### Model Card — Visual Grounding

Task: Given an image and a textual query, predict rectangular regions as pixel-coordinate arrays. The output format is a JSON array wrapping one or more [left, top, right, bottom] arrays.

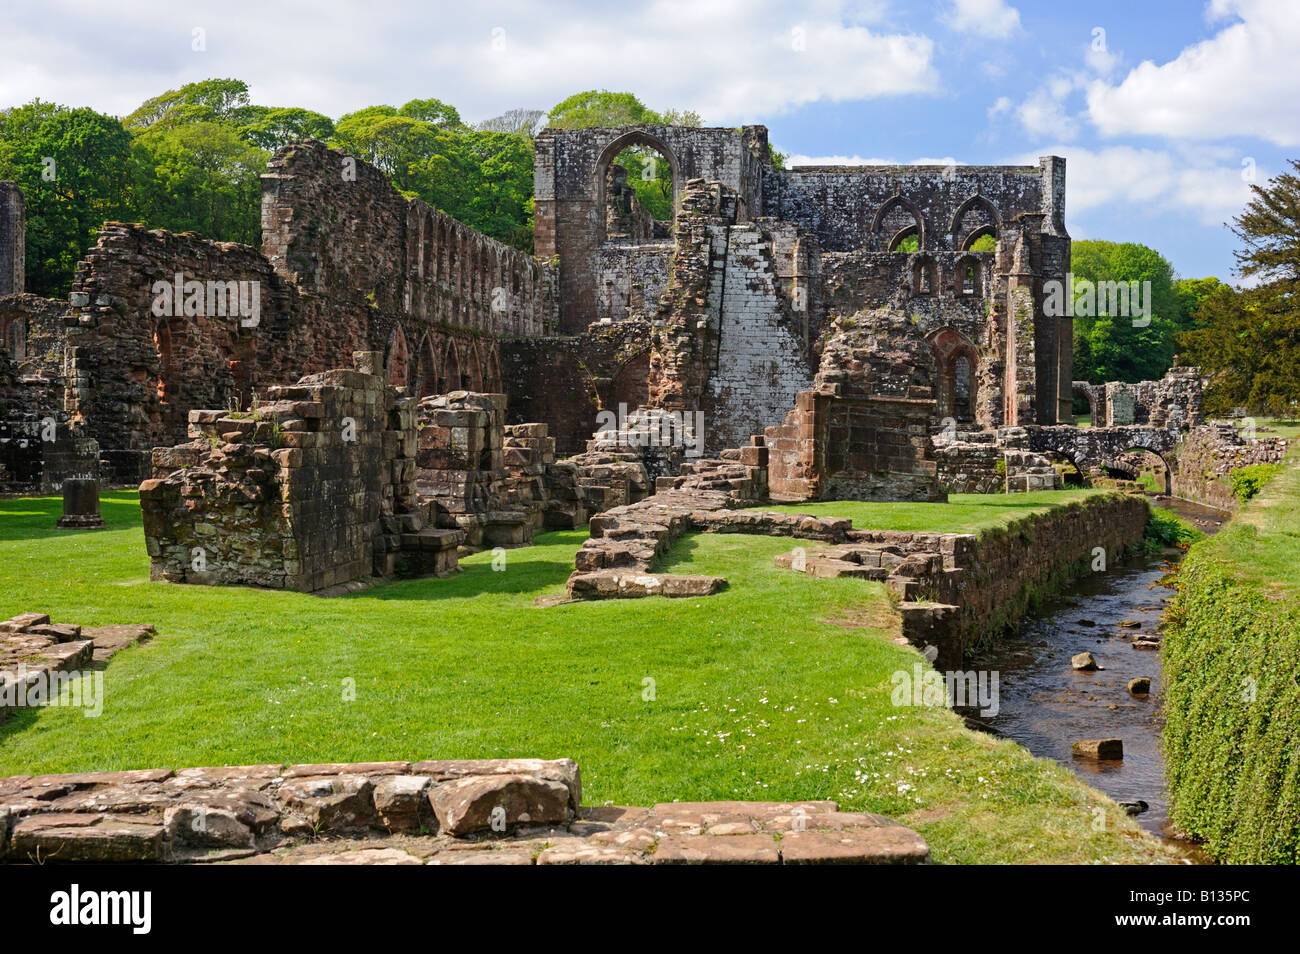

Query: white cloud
[[1016, 79, 1079, 141], [987, 95, 1012, 119], [0, 0, 939, 125], [942, 0, 1022, 40], [1085, 0, 1300, 146], [1016, 144, 1255, 226]]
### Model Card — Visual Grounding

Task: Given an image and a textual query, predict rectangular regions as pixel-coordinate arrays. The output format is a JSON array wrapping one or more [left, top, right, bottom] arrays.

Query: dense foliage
[[0, 83, 701, 293], [1162, 460, 1300, 863], [1229, 462, 1283, 501], [1179, 160, 1300, 417], [1068, 240, 1186, 385]]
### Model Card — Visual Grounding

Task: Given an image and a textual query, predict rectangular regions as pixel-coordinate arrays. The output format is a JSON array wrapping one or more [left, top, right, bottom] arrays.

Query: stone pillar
[[0, 181, 23, 296], [56, 478, 106, 529]]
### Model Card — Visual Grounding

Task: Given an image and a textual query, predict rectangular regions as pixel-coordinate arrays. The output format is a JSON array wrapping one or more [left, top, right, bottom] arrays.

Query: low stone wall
[[776, 493, 1149, 667], [0, 759, 929, 865]]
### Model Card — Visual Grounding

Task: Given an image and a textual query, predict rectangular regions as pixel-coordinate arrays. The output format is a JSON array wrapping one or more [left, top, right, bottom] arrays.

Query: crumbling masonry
[[0, 121, 1250, 592]]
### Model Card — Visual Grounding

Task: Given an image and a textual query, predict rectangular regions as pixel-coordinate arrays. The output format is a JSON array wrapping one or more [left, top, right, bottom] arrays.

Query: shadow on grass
[[0, 493, 141, 542], [0, 704, 41, 745], [653, 534, 702, 572]]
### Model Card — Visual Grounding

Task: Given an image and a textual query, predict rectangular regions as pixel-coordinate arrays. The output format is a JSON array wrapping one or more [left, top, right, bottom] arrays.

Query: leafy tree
[[133, 122, 266, 244], [124, 78, 253, 132], [1173, 276, 1227, 330], [0, 103, 136, 296], [398, 99, 464, 129], [1070, 239, 1181, 383], [546, 90, 656, 129], [237, 106, 336, 151], [1178, 160, 1300, 416]]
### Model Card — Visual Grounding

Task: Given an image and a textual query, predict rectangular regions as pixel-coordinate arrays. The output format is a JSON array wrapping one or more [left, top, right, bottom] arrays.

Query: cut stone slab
[[11, 813, 166, 862], [537, 844, 647, 865], [653, 833, 780, 864], [779, 826, 931, 864], [429, 774, 571, 836]]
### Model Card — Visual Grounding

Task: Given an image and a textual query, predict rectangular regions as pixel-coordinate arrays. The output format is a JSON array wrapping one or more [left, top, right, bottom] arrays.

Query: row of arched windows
[[406, 206, 541, 336], [873, 193, 1002, 253]]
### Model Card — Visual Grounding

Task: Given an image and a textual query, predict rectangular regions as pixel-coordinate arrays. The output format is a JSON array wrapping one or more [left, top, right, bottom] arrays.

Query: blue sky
[[2, 0, 1295, 280]]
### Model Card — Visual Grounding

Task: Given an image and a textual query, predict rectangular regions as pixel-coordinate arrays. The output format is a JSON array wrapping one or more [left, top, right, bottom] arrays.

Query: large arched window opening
[[595, 131, 680, 245], [928, 327, 980, 426]]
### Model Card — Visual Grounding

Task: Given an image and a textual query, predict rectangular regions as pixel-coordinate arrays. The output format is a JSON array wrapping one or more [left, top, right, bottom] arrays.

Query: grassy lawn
[[0, 489, 1183, 863], [1192, 450, 1300, 598], [761, 488, 1108, 535], [1257, 418, 1300, 440]]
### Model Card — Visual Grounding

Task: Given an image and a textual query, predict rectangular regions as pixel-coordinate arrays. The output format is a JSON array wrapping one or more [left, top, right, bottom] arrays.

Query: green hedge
[[1162, 474, 1300, 863]]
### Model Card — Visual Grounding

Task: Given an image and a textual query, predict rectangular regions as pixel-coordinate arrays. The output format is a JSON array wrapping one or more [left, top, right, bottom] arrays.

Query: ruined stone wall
[[20, 141, 556, 485], [261, 139, 555, 388], [62, 224, 295, 482], [765, 391, 944, 502], [499, 336, 599, 457], [534, 124, 769, 333], [1101, 367, 1203, 429], [140, 354, 460, 592], [1170, 421, 1289, 510], [762, 160, 1061, 253], [763, 320, 945, 502], [594, 242, 672, 324], [636, 181, 818, 454], [703, 222, 818, 452], [1, 293, 67, 377]]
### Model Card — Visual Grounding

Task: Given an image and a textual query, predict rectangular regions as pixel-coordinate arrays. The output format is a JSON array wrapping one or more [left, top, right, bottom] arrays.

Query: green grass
[[1257, 418, 1300, 439], [0, 489, 1183, 863], [760, 488, 1108, 536]]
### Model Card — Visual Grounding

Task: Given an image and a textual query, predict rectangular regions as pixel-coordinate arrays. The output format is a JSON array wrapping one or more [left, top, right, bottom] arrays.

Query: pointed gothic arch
[[872, 195, 927, 251]]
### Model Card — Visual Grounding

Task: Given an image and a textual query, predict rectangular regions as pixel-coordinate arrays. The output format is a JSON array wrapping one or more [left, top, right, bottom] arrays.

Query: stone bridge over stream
[[1025, 425, 1181, 492]]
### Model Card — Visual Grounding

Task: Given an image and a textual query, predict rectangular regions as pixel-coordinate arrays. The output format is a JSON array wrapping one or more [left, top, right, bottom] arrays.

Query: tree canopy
[[1178, 160, 1300, 416]]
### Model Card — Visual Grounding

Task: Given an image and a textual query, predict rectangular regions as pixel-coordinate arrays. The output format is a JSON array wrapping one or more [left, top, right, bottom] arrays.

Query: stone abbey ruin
[[0, 124, 1284, 597]]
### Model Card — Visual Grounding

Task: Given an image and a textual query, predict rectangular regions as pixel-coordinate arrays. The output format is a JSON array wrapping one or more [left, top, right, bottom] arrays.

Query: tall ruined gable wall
[[64, 224, 292, 481], [534, 125, 767, 334]]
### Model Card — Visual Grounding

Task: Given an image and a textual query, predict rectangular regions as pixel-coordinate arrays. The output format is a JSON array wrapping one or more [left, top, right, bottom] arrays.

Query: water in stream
[[961, 496, 1226, 848]]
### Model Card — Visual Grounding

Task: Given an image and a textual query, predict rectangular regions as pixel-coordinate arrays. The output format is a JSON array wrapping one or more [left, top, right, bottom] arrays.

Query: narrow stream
[[961, 496, 1227, 853]]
